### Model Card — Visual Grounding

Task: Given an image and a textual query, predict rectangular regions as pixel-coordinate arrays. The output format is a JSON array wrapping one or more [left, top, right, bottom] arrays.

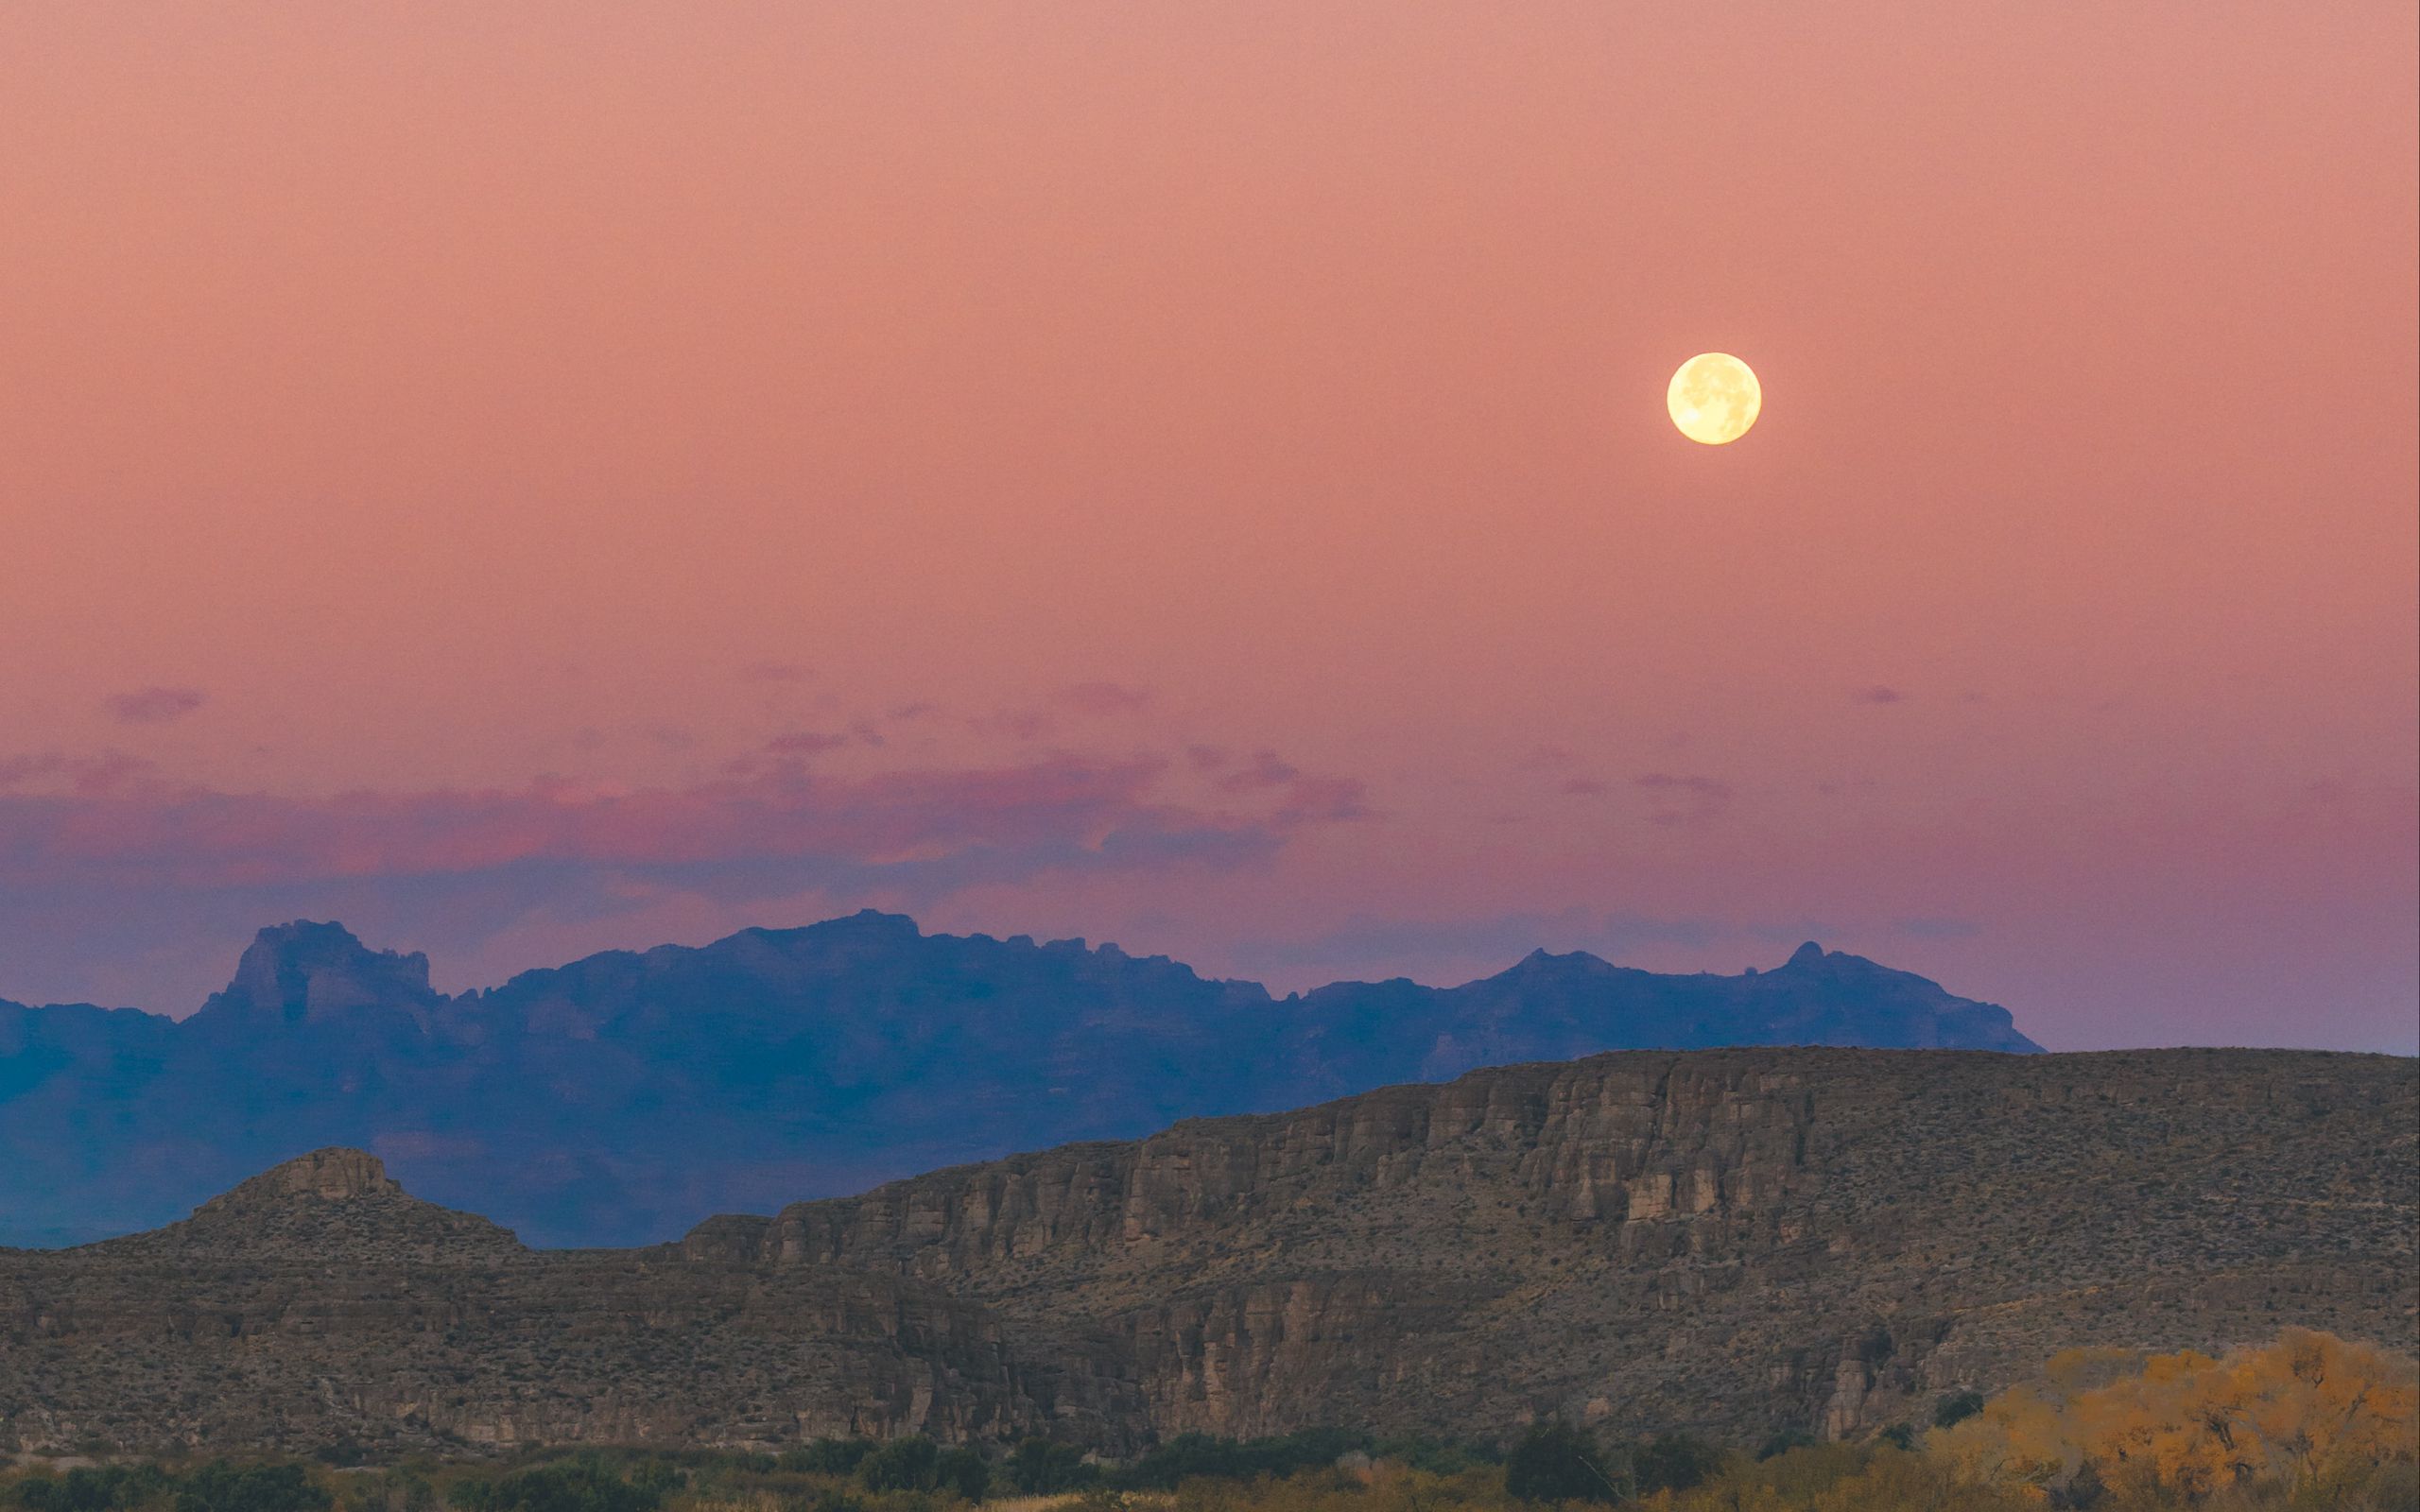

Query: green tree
[[1756, 1429, 1818, 1461], [934, 1449, 989, 1503], [1504, 1421, 1619, 1503], [16, 1467, 175, 1512], [857, 1438, 941, 1494], [1632, 1434, 1724, 1495], [1931, 1389, 1985, 1430], [175, 1466, 332, 1512], [779, 1442, 873, 1478], [448, 1459, 665, 1512], [1007, 1440, 1091, 1495]]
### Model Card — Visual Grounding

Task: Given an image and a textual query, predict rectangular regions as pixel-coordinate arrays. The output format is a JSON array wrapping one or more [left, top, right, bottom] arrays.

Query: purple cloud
[[0, 750, 157, 795], [1893, 917, 1984, 940], [1218, 749, 1298, 792], [737, 662, 812, 683], [1851, 685, 1907, 705], [1056, 681, 1154, 715], [0, 742, 1366, 900], [1634, 772, 1733, 828], [105, 687, 207, 725], [765, 730, 853, 756]]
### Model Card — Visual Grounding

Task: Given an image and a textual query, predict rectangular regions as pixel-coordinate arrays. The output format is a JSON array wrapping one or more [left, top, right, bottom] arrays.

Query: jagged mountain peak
[[201, 919, 440, 1023]]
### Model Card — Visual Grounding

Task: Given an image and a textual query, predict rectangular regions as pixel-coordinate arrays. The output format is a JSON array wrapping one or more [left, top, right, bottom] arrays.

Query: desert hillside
[[1, 1047, 2410, 1456]]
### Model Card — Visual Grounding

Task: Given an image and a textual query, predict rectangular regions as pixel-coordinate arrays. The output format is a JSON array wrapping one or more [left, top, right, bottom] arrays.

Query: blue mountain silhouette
[[0, 911, 2035, 1246]]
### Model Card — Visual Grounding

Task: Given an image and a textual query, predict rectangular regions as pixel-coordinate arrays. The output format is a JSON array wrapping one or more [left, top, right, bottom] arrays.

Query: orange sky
[[3, 2, 2414, 1048]]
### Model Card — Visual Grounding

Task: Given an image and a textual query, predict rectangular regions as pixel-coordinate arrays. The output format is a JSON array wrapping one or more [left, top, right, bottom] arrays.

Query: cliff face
[[731, 1048, 2419, 1441], [2, 1048, 2411, 1456]]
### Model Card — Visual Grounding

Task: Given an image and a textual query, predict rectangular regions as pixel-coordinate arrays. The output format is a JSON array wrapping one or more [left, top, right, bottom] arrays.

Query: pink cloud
[[0, 746, 1364, 896], [969, 708, 1058, 741], [1057, 681, 1154, 715]]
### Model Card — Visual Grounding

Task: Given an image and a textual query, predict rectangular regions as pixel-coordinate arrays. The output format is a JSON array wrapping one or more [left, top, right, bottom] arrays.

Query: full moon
[[1667, 352, 1761, 444]]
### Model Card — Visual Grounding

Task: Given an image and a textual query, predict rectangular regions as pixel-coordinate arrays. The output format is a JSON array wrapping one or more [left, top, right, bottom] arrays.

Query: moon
[[1668, 352, 1761, 444]]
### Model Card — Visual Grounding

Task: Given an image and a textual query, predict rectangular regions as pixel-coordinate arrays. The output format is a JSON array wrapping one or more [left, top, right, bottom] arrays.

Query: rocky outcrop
[[0, 1152, 1144, 1456], [2, 1048, 2411, 1455], [87, 1149, 526, 1264]]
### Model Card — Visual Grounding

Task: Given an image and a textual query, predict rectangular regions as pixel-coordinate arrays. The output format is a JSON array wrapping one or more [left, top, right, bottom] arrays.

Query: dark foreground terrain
[[1, 1047, 2411, 1458]]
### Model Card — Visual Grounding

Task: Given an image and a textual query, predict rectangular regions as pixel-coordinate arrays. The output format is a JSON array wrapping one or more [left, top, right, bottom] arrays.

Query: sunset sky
[[3, 3, 2413, 1051]]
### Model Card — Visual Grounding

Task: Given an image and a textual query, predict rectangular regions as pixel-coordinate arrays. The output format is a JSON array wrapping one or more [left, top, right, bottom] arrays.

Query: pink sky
[[3, 2, 2413, 1049]]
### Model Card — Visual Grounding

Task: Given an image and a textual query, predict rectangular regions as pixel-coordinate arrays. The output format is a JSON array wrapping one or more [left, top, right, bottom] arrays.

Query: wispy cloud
[[1893, 916, 1983, 940], [0, 750, 157, 794], [1056, 681, 1153, 715], [764, 730, 855, 756], [736, 662, 812, 683], [0, 730, 1369, 953], [1634, 772, 1733, 827], [104, 687, 206, 725], [1850, 685, 1907, 705]]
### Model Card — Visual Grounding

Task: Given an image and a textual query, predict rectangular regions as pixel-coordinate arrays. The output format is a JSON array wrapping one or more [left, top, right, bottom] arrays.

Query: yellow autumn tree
[[1930, 1328, 2419, 1503]]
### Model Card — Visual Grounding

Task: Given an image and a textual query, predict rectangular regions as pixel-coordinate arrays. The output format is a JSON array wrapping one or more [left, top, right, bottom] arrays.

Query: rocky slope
[[0, 914, 2035, 1247], [0, 1151, 1142, 1455], [3, 1047, 2410, 1456]]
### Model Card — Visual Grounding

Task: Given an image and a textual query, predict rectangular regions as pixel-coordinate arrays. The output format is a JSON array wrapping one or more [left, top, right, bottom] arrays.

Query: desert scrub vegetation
[[3, 1331, 2409, 1512]]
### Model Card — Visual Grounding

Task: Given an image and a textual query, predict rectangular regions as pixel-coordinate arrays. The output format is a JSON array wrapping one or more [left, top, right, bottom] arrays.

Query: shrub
[[934, 1449, 988, 1503], [1931, 1328, 2420, 1504], [1755, 1430, 1817, 1462], [1372, 1434, 1496, 1475], [1006, 1439, 1092, 1495], [448, 1459, 665, 1512], [15, 1467, 175, 1512], [1503, 1421, 1617, 1503], [340, 1470, 435, 1512], [1930, 1390, 1984, 1430], [856, 1438, 939, 1495], [1114, 1431, 1362, 1491], [778, 1442, 873, 1478], [175, 1466, 331, 1512], [1632, 1434, 1725, 1495]]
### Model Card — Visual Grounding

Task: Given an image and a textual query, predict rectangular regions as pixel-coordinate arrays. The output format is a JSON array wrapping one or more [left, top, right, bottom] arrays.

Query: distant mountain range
[[0, 911, 2038, 1246]]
